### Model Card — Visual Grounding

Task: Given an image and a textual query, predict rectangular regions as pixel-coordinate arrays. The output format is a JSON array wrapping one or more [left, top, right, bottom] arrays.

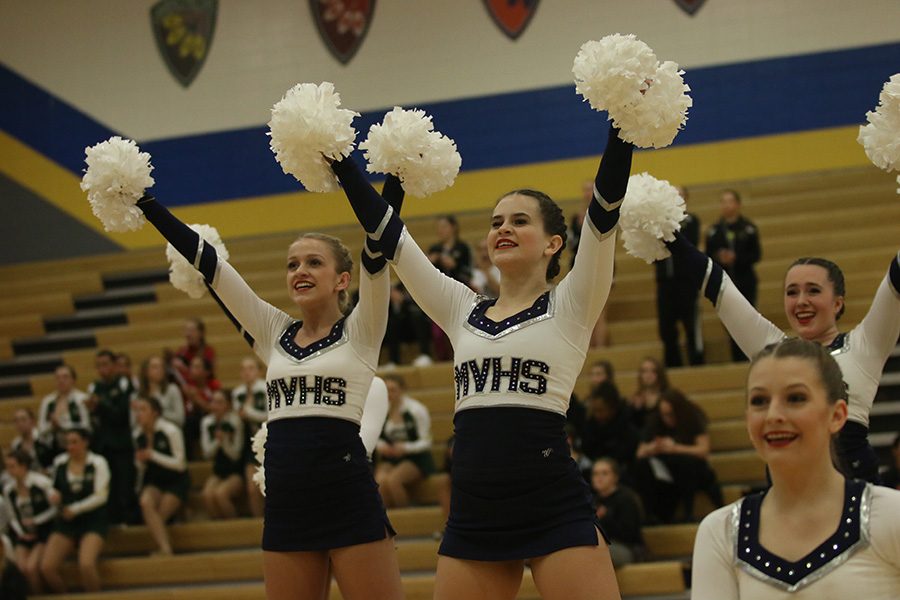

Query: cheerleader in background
[[134, 396, 189, 555], [139, 355, 186, 427], [331, 121, 632, 600], [2, 449, 56, 593], [200, 390, 245, 520], [234, 356, 267, 518], [692, 338, 900, 598], [37, 365, 90, 460], [40, 429, 110, 593], [666, 235, 900, 482], [134, 175, 406, 599]]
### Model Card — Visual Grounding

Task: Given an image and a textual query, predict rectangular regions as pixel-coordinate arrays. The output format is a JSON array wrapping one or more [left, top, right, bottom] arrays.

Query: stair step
[[12, 330, 97, 356], [44, 307, 128, 333], [74, 286, 157, 311], [0, 375, 33, 398], [102, 269, 170, 290], [0, 353, 63, 378]]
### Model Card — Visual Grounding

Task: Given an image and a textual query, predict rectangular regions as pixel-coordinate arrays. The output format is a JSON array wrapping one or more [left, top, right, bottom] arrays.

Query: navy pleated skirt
[[262, 417, 395, 552], [439, 407, 603, 561]]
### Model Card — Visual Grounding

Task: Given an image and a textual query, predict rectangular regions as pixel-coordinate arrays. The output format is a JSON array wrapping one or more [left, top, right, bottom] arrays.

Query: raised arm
[[557, 125, 633, 325], [138, 197, 287, 361], [666, 232, 784, 358], [331, 158, 475, 331], [852, 251, 900, 371]]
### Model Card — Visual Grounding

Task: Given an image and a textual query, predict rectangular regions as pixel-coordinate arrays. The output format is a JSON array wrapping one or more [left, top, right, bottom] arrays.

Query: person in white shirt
[[691, 338, 900, 599], [37, 365, 90, 458], [138, 355, 185, 427]]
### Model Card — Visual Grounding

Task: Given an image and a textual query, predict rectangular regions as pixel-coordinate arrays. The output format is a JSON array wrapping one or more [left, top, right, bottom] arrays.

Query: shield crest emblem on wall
[[310, 0, 376, 64], [483, 0, 539, 40], [151, 0, 217, 87], [673, 0, 706, 16]]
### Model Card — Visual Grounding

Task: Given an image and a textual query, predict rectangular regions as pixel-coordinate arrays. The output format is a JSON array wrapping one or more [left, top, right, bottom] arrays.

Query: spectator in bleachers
[[567, 360, 618, 439], [382, 282, 434, 369], [591, 457, 645, 568], [182, 355, 220, 459], [705, 188, 761, 362], [566, 425, 593, 482], [634, 389, 722, 524], [2, 449, 56, 593], [656, 186, 704, 368], [40, 428, 110, 593], [139, 355, 185, 427], [581, 382, 640, 477], [200, 390, 245, 519], [428, 215, 472, 360], [134, 396, 189, 556], [471, 239, 501, 297], [37, 365, 90, 461], [233, 356, 267, 518], [85, 349, 137, 525], [0, 536, 28, 600], [590, 359, 616, 388], [171, 318, 216, 384], [628, 357, 669, 430], [375, 375, 435, 508], [10, 409, 54, 471], [882, 433, 900, 490], [116, 353, 140, 393]]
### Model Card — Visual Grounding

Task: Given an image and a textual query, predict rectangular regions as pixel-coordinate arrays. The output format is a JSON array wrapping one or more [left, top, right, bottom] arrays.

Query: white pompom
[[251, 422, 267, 465], [268, 82, 359, 192], [80, 137, 154, 232], [619, 173, 686, 264], [165, 224, 229, 299], [573, 34, 692, 148], [858, 74, 900, 172], [253, 466, 266, 496], [360, 107, 462, 197]]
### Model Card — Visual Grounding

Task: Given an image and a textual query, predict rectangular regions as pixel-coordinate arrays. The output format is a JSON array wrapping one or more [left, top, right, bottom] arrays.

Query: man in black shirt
[[705, 189, 761, 361]]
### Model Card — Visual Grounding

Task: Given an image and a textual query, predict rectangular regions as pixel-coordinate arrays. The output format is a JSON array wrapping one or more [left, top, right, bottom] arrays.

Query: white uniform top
[[200, 412, 245, 463], [132, 418, 188, 475], [233, 379, 268, 424], [390, 216, 615, 416], [209, 256, 389, 425], [38, 389, 90, 436], [380, 395, 433, 454], [713, 272, 900, 427], [692, 483, 900, 599], [2, 472, 56, 538], [51, 452, 110, 516]]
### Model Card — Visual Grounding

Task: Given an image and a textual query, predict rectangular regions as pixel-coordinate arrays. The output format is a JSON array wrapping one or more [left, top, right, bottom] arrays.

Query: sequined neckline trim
[[463, 290, 553, 339], [278, 319, 348, 362], [732, 479, 870, 592], [827, 332, 849, 356]]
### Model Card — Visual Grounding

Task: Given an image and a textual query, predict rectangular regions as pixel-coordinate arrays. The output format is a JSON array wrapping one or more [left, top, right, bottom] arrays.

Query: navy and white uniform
[[50, 452, 110, 539], [138, 187, 401, 552], [692, 480, 900, 599], [3, 473, 56, 547], [332, 124, 631, 559], [379, 395, 435, 476], [134, 418, 190, 501], [673, 239, 900, 482]]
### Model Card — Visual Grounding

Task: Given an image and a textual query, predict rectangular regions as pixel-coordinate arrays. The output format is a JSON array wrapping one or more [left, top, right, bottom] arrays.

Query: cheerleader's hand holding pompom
[[80, 136, 154, 232], [268, 82, 359, 193], [858, 74, 900, 175], [619, 173, 686, 263], [360, 107, 461, 197], [166, 224, 229, 299], [574, 33, 692, 148]]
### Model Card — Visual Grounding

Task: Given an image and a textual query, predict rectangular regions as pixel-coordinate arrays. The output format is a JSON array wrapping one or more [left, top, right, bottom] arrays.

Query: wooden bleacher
[[0, 164, 896, 599]]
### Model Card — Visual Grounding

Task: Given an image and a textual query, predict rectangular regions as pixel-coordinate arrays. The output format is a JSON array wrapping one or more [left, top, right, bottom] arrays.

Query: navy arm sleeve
[[586, 126, 634, 236]]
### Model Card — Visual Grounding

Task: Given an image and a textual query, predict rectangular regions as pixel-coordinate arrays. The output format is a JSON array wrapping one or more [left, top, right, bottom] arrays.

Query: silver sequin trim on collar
[[463, 289, 556, 340]]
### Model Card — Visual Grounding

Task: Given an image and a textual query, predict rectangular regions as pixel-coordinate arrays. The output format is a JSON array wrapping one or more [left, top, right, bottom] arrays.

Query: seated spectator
[[383, 282, 434, 369], [568, 360, 618, 438], [471, 238, 500, 297], [591, 458, 645, 568], [200, 391, 245, 519], [0, 537, 28, 600], [375, 375, 435, 508], [581, 382, 640, 477], [628, 357, 669, 430], [85, 349, 137, 525], [38, 365, 90, 461], [40, 429, 110, 593], [2, 450, 56, 593], [589, 360, 616, 388], [566, 425, 593, 482], [233, 357, 267, 518], [116, 353, 140, 392], [171, 318, 216, 385], [428, 215, 472, 360], [133, 397, 189, 556], [882, 433, 900, 490], [634, 389, 723, 523], [139, 355, 185, 427], [10, 409, 54, 471], [182, 356, 220, 459]]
